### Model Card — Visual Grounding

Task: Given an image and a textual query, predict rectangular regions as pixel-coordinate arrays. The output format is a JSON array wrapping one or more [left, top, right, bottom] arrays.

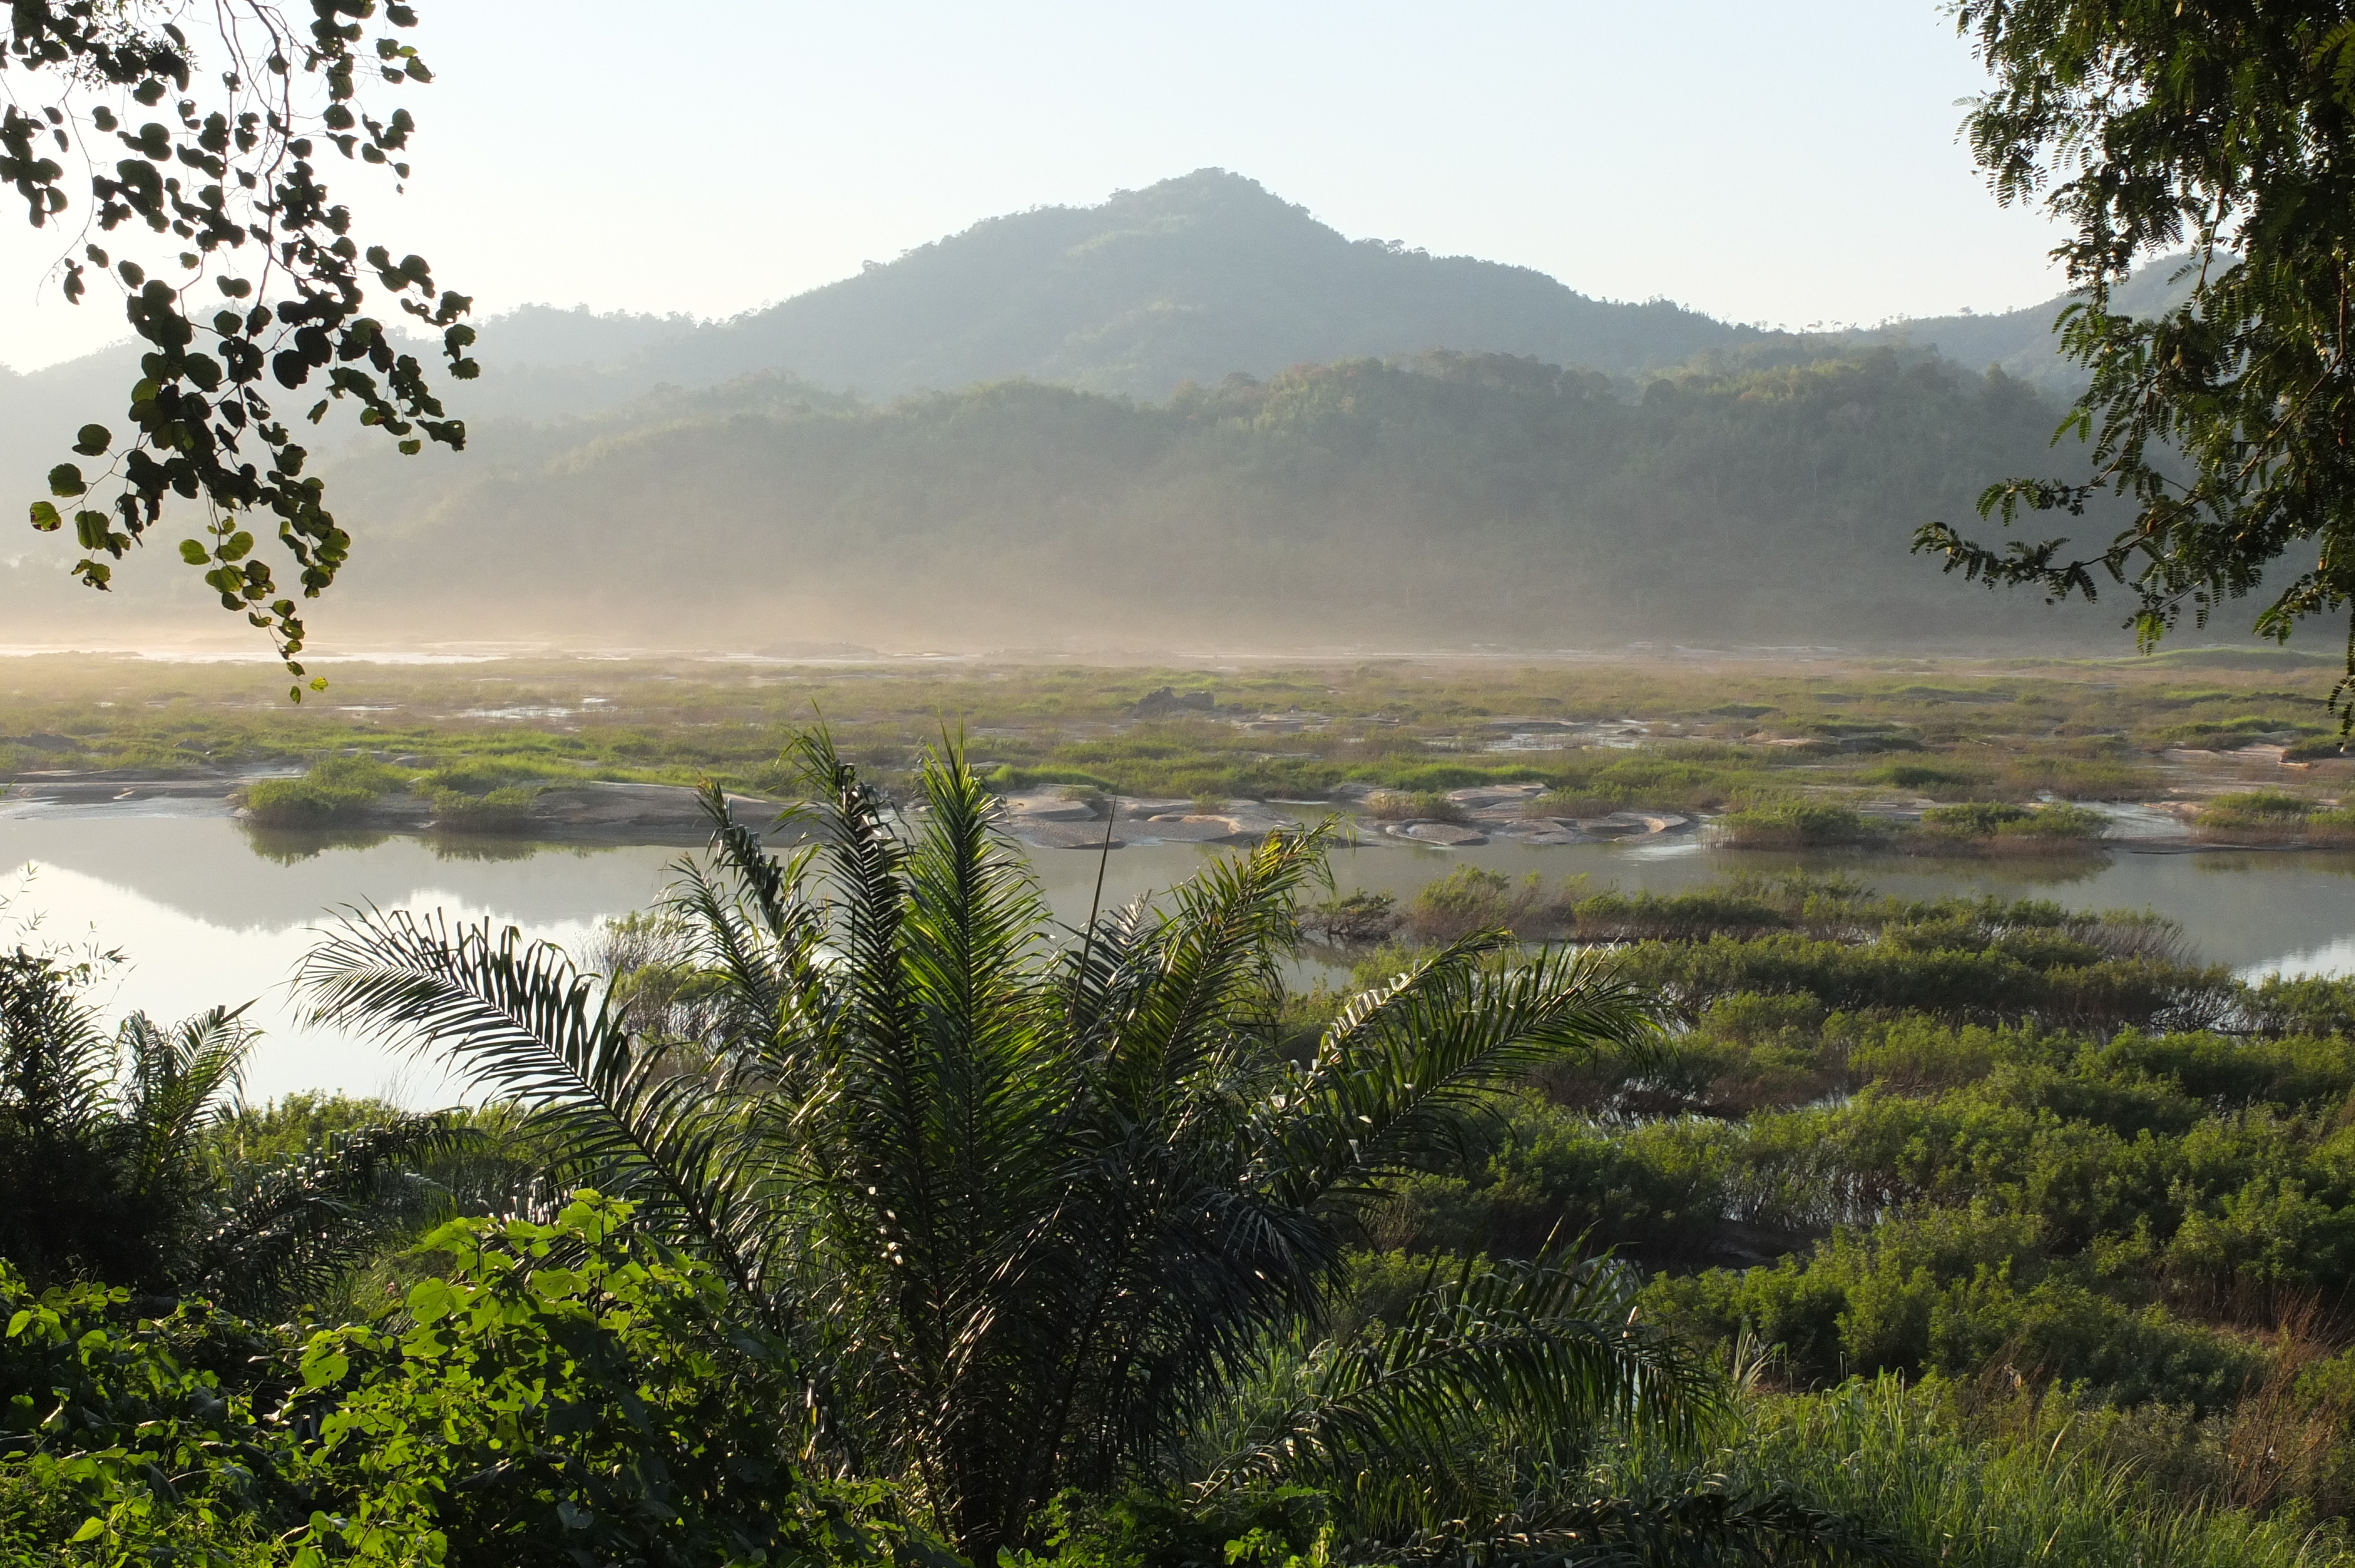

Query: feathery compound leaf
[[282, 734, 1734, 1559]]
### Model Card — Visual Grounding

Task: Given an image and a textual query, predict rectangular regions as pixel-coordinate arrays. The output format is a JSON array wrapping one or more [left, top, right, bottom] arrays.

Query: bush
[[1716, 801, 1875, 847], [1865, 760, 1995, 797], [1918, 801, 2108, 846], [0, 1195, 918, 1568], [1687, 1375, 2355, 1568], [1361, 789, 1465, 822], [2197, 790, 2322, 838], [1404, 866, 1556, 941], [243, 755, 410, 826], [422, 783, 539, 833]]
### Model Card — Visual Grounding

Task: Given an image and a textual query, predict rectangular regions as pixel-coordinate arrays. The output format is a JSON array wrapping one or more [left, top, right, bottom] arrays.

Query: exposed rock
[[1007, 817, 1123, 850], [1132, 686, 1216, 717], [524, 783, 787, 840], [1391, 821, 1488, 846], [1000, 790, 1099, 822], [1136, 815, 1251, 843], [1573, 811, 1689, 837], [1113, 796, 1197, 818]]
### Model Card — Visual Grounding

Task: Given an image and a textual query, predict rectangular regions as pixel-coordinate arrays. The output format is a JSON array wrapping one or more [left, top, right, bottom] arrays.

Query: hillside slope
[[438, 169, 1782, 416], [254, 349, 2140, 653], [0, 168, 2166, 490]]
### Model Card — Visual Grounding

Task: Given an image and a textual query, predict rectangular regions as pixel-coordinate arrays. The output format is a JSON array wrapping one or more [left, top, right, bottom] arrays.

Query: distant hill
[[0, 173, 2221, 655], [208, 348, 2144, 653], [0, 169, 2175, 478], [428, 169, 1785, 417]]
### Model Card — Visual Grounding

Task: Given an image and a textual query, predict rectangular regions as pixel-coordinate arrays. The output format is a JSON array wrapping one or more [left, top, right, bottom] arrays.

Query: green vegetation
[[25, 730, 2355, 1561], [1923, 3, 2355, 686], [1, 4, 472, 680], [10, 645, 2335, 841], [0, 947, 463, 1315], [311, 346, 2157, 651], [2197, 791, 2355, 845], [1717, 800, 1873, 847], [243, 755, 412, 827], [0, 1201, 904, 1567], [291, 740, 1752, 1561], [1919, 800, 2109, 845]]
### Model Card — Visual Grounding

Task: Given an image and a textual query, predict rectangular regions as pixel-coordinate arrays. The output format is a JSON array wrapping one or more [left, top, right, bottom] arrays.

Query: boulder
[[1392, 822, 1488, 846]]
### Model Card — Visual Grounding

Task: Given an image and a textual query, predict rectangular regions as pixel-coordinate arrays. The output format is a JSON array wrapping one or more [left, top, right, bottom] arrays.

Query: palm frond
[[1077, 826, 1328, 1099], [1195, 1251, 1717, 1517], [1274, 943, 1664, 1210], [0, 948, 112, 1135], [294, 906, 792, 1324], [117, 1004, 254, 1200], [187, 1112, 475, 1315]]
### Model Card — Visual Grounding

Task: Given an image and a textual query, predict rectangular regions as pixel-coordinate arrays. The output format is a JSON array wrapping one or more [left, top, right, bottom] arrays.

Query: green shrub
[[2197, 790, 2320, 836], [1919, 801, 2108, 843], [1920, 801, 2036, 835], [243, 755, 411, 826], [1680, 1375, 2355, 1568], [1865, 760, 1994, 797], [1565, 887, 1792, 941], [414, 758, 555, 795], [1716, 801, 1874, 847], [987, 764, 1117, 792], [0, 1196, 918, 1568], [1362, 789, 1465, 822], [422, 783, 539, 833], [1403, 866, 1555, 941]]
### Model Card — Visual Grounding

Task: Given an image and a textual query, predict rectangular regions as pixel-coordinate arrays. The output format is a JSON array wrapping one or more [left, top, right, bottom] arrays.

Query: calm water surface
[[4, 807, 2352, 1104]]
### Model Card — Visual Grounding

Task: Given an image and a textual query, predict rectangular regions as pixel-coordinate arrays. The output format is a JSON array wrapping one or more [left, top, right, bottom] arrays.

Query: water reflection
[[0, 810, 2350, 1105]]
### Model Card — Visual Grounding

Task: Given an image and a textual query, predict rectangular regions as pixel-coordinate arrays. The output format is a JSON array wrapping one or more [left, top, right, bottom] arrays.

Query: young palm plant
[[297, 734, 1741, 1559], [0, 947, 465, 1313]]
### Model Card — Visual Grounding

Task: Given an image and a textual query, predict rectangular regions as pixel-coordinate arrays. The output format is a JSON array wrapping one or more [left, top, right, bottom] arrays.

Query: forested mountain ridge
[[383, 168, 1785, 417], [243, 347, 2135, 651], [0, 167, 2128, 441], [0, 171, 2195, 652]]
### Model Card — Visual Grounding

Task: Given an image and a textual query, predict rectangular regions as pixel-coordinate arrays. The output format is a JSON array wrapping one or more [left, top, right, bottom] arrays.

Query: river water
[[2, 806, 2351, 1104]]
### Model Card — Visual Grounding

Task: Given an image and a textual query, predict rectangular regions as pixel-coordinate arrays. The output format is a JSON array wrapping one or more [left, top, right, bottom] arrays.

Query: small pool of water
[[1, 810, 2350, 1104]]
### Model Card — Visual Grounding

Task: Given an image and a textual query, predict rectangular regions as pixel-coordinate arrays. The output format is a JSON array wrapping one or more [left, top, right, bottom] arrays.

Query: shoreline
[[8, 772, 2349, 859]]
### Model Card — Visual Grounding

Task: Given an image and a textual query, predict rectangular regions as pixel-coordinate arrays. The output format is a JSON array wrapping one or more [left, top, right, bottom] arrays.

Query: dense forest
[[259, 347, 2138, 651], [0, 170, 2202, 655], [15, 739, 2355, 1565]]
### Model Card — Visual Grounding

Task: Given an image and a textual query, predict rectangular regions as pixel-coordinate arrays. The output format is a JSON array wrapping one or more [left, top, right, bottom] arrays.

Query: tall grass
[[1610, 1376, 2355, 1568]]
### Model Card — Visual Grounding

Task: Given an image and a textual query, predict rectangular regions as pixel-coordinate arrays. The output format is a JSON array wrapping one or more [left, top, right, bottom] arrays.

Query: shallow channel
[[1, 805, 2351, 1104]]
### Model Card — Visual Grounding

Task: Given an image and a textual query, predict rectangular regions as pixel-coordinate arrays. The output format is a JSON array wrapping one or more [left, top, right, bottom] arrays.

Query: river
[[2, 805, 2351, 1104]]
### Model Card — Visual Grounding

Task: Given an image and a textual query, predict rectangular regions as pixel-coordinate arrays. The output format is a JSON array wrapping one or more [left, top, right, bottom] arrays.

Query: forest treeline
[[280, 347, 2144, 650]]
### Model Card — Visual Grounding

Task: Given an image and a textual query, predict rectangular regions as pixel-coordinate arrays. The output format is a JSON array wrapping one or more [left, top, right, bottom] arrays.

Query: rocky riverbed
[[994, 782, 1696, 851]]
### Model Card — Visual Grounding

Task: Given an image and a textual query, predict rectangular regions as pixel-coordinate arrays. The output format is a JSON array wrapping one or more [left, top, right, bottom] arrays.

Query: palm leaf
[[294, 906, 792, 1325], [1273, 942, 1664, 1211], [187, 1113, 473, 1315], [117, 1004, 255, 1202], [1196, 1250, 1717, 1516]]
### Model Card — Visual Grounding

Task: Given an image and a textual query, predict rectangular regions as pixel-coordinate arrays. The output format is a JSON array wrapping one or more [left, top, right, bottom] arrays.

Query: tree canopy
[[1916, 2, 2355, 705], [2, 1, 472, 695]]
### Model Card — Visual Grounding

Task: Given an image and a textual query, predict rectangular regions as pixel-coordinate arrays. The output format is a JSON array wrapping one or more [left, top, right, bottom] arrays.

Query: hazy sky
[[0, 1, 2067, 372]]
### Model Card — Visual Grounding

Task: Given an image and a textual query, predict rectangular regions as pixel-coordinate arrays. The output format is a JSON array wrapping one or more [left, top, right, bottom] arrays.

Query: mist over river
[[3, 807, 2353, 1104]]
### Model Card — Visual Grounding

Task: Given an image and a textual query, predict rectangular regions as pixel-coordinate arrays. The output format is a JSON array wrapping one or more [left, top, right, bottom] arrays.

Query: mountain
[[1862, 260, 2198, 395], [220, 348, 2141, 653], [433, 169, 1784, 418], [0, 170, 2170, 472], [0, 172, 2217, 655]]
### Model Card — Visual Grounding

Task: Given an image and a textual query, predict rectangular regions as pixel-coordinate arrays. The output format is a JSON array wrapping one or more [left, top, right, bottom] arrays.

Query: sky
[[0, 1, 2069, 373]]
